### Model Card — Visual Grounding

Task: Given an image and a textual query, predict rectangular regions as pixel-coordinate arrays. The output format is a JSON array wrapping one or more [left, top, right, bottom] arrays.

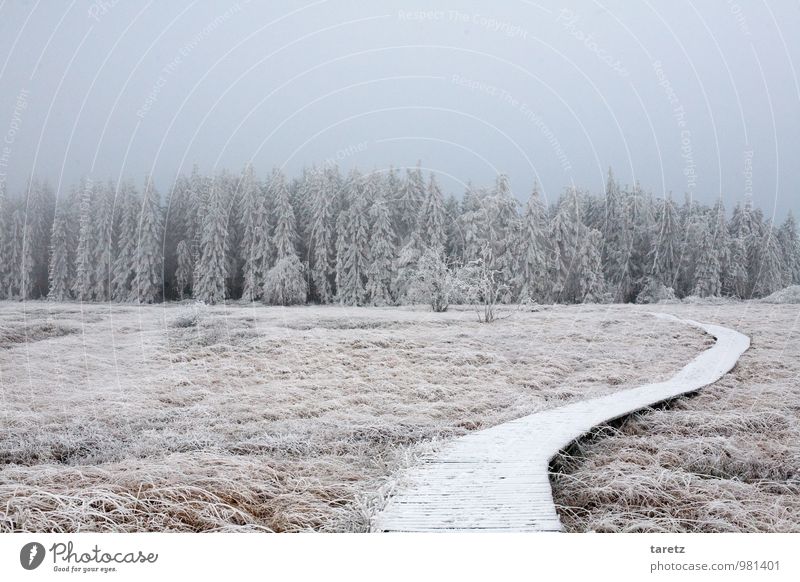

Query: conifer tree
[[48, 202, 72, 301], [239, 164, 270, 301], [0, 184, 12, 298], [270, 169, 298, 261], [650, 194, 680, 289], [112, 182, 140, 301], [308, 166, 336, 303], [692, 226, 722, 297], [517, 183, 549, 302], [73, 180, 95, 301], [336, 171, 369, 305], [753, 226, 784, 297], [418, 173, 446, 250], [396, 163, 425, 242], [131, 177, 163, 304], [778, 211, 800, 285], [174, 239, 193, 300], [366, 184, 396, 305], [194, 177, 229, 304], [92, 182, 115, 301], [602, 169, 633, 302]]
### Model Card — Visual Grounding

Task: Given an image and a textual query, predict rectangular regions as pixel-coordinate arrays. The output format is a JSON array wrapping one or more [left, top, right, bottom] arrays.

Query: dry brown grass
[[551, 303, 800, 532], [0, 301, 705, 532]]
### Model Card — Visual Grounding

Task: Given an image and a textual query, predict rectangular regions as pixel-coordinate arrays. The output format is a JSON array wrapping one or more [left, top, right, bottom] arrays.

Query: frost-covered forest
[[1, 164, 798, 306]]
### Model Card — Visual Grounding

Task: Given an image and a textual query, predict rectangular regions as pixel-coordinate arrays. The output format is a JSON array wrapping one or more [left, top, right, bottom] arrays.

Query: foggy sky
[[0, 0, 798, 218]]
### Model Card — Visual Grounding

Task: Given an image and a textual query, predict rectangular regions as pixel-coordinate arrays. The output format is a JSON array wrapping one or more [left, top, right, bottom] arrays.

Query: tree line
[[0, 164, 798, 306]]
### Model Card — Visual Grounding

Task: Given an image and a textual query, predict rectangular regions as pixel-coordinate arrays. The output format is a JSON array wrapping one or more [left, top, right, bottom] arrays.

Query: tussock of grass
[[0, 322, 78, 348]]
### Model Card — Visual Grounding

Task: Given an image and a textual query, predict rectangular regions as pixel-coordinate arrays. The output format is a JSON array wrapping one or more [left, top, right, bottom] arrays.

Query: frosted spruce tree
[[418, 173, 446, 251], [131, 177, 163, 304], [487, 174, 521, 298], [21, 179, 53, 299], [194, 177, 229, 304], [459, 184, 489, 264], [753, 226, 784, 298], [47, 202, 72, 301], [517, 183, 549, 303], [72, 180, 95, 301], [396, 163, 426, 242], [577, 228, 606, 302], [93, 182, 115, 301], [650, 194, 680, 289], [239, 164, 270, 301], [308, 166, 336, 303], [0, 184, 13, 297], [778, 211, 800, 286], [112, 182, 140, 301], [263, 168, 307, 305], [336, 170, 369, 305], [602, 169, 634, 302], [174, 239, 193, 300], [692, 226, 722, 297], [365, 183, 396, 306], [550, 187, 584, 303]]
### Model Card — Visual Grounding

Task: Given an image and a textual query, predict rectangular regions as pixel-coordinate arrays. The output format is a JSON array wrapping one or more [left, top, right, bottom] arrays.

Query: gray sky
[[0, 0, 798, 217]]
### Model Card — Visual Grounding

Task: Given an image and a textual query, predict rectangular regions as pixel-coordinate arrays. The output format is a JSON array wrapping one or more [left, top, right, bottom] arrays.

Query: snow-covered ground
[[552, 303, 800, 532], [0, 301, 708, 532]]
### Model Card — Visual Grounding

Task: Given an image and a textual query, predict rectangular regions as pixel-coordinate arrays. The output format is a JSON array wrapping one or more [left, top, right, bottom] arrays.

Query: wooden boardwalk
[[373, 315, 750, 532]]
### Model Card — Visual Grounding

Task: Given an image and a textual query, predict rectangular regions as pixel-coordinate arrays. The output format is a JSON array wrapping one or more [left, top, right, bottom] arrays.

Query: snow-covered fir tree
[[650, 193, 680, 289], [602, 169, 633, 302], [239, 164, 270, 301], [47, 201, 72, 302], [396, 163, 425, 242], [194, 176, 229, 304], [365, 183, 396, 306], [112, 182, 140, 301], [418, 173, 446, 251], [336, 170, 370, 305], [131, 177, 163, 304], [753, 225, 785, 298], [92, 182, 115, 301], [174, 239, 193, 300], [264, 168, 307, 305], [692, 226, 722, 297], [72, 180, 95, 301], [516, 183, 549, 302], [307, 166, 336, 303], [778, 211, 800, 286]]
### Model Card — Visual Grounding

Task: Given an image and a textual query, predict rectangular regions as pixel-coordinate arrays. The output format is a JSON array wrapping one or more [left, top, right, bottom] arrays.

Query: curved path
[[372, 315, 750, 532]]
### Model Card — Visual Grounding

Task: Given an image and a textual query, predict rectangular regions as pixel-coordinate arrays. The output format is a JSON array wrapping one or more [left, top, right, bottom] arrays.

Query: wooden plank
[[372, 315, 750, 532]]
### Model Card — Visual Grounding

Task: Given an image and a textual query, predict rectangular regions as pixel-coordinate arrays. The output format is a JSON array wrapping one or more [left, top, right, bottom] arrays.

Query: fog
[[0, 0, 798, 216]]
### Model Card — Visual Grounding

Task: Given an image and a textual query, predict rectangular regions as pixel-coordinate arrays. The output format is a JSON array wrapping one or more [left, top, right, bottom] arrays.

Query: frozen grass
[[551, 303, 800, 532], [0, 301, 705, 532]]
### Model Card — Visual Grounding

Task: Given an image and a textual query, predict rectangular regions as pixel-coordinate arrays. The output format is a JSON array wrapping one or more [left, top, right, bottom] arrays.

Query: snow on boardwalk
[[373, 315, 750, 532]]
